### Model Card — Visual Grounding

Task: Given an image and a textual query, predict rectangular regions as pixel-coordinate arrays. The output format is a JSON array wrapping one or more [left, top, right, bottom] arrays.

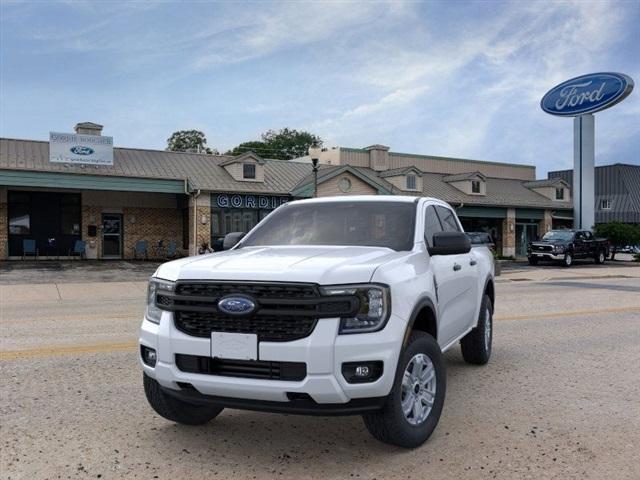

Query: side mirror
[[223, 232, 246, 250], [428, 231, 471, 256]]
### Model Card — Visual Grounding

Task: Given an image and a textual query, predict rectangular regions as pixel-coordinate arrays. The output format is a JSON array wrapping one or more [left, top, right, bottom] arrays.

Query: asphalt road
[[1, 265, 639, 479]]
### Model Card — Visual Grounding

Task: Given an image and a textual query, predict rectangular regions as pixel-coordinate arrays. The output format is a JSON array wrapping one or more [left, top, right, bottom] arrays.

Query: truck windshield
[[542, 231, 574, 241], [241, 201, 416, 251]]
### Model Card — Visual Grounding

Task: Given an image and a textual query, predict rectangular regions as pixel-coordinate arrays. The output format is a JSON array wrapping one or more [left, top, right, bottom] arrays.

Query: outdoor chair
[[166, 240, 179, 259], [133, 240, 149, 260], [152, 239, 165, 258], [68, 240, 86, 260], [22, 239, 38, 261]]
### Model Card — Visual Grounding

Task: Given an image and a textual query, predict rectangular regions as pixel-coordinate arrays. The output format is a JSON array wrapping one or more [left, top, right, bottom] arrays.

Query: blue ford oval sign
[[70, 145, 95, 155], [217, 296, 256, 315], [541, 72, 633, 116]]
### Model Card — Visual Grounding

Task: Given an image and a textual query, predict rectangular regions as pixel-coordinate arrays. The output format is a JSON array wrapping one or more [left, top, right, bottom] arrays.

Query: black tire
[[362, 332, 446, 448], [562, 253, 573, 267], [460, 294, 493, 365], [143, 374, 223, 425], [528, 256, 538, 265], [594, 250, 606, 264]]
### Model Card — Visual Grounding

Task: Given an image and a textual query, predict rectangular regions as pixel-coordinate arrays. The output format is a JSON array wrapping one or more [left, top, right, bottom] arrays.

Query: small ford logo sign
[[217, 296, 256, 315], [70, 146, 95, 155], [541, 72, 634, 116]]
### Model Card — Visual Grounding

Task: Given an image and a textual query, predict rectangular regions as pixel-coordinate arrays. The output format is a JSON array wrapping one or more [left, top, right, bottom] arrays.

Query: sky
[[1, 0, 638, 177]]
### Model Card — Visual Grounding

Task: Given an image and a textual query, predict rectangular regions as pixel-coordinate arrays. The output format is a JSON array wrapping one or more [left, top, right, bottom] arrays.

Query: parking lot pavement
[[1, 265, 640, 479]]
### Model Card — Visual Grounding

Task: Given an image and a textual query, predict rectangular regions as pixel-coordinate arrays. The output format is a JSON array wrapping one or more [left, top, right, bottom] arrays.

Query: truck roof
[[287, 195, 447, 206]]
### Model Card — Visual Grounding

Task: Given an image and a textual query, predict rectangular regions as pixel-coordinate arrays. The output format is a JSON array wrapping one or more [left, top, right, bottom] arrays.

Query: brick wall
[[123, 206, 183, 259], [501, 208, 516, 257], [0, 199, 7, 260]]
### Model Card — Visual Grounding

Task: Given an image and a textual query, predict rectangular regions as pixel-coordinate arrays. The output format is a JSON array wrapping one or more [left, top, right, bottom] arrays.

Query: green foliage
[[225, 141, 270, 157], [594, 222, 640, 260], [226, 128, 322, 160], [167, 130, 217, 154]]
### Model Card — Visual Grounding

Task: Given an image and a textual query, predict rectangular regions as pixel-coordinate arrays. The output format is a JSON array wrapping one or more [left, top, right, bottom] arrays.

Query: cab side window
[[435, 206, 461, 232], [424, 205, 443, 247]]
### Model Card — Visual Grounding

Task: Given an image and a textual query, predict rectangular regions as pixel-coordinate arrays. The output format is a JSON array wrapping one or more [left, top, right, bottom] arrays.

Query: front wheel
[[143, 374, 223, 425], [595, 250, 606, 264], [362, 332, 446, 448], [528, 256, 538, 265], [562, 253, 573, 267]]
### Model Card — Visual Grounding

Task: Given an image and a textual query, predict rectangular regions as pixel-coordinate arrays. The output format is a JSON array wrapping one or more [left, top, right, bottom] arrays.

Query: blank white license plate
[[211, 332, 257, 361]]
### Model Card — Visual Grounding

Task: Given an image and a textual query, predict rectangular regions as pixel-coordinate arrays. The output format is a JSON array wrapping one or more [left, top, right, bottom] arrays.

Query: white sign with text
[[49, 132, 114, 165]]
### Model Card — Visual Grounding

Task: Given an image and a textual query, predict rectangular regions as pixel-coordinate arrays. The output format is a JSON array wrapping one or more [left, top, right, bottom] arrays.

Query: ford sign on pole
[[49, 132, 114, 166], [541, 72, 634, 230], [541, 72, 634, 116]]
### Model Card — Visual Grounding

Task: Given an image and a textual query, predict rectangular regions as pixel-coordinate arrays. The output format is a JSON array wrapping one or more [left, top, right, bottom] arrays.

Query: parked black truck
[[527, 230, 609, 267]]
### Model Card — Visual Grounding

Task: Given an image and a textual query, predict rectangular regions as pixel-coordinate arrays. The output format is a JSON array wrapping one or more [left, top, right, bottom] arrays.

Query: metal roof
[[0, 136, 573, 210], [0, 137, 310, 194], [549, 164, 640, 222]]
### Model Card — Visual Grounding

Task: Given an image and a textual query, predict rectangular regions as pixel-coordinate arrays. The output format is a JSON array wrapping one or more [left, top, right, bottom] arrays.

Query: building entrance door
[[516, 223, 538, 257], [102, 214, 123, 259]]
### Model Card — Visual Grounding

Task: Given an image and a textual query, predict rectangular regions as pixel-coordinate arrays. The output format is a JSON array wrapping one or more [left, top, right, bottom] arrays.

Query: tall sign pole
[[541, 72, 633, 230], [573, 114, 595, 229]]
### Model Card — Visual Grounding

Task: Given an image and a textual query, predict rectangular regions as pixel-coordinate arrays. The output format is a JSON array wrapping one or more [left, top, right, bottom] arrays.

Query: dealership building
[[1, 123, 576, 261]]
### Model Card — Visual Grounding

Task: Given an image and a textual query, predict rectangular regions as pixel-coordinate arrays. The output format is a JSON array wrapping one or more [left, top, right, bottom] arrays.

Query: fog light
[[141, 346, 157, 367], [342, 361, 383, 384]]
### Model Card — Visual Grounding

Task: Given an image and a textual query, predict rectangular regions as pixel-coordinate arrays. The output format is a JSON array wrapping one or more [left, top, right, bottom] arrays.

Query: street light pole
[[312, 158, 319, 198], [308, 144, 321, 198]]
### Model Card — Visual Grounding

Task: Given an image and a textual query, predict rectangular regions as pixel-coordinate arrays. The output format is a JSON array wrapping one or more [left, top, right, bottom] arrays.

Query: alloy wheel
[[401, 354, 437, 425]]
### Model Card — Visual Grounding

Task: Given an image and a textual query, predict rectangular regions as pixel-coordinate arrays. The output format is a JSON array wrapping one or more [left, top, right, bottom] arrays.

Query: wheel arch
[[484, 276, 495, 309], [403, 296, 438, 347]]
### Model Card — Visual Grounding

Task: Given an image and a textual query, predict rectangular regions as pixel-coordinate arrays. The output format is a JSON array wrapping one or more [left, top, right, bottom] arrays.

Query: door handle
[[469, 259, 477, 266], [453, 263, 462, 271]]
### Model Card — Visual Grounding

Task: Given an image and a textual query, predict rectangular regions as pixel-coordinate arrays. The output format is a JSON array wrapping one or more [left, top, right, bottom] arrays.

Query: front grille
[[534, 244, 553, 252], [175, 354, 307, 381], [175, 311, 317, 342], [160, 282, 358, 342]]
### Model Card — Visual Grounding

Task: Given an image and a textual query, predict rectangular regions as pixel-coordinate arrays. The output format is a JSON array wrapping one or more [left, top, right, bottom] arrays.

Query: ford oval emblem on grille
[[217, 296, 256, 315]]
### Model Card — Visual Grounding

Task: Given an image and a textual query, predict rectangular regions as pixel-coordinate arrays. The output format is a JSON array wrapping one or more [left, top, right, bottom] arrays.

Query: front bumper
[[139, 310, 404, 407], [528, 251, 565, 261]]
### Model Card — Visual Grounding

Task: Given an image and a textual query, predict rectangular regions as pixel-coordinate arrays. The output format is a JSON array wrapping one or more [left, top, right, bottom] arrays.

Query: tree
[[594, 222, 640, 260], [225, 141, 269, 157], [167, 130, 217, 154], [226, 128, 322, 160]]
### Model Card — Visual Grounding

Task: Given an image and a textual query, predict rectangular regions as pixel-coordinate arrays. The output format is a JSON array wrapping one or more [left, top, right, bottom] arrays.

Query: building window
[[600, 199, 612, 210], [555, 187, 564, 200], [243, 163, 256, 179], [406, 174, 416, 190], [471, 180, 481, 194]]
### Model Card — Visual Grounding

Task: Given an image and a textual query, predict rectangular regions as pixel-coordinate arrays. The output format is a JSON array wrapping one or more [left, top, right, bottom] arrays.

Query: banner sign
[[49, 132, 114, 165], [213, 193, 289, 210], [541, 72, 634, 117]]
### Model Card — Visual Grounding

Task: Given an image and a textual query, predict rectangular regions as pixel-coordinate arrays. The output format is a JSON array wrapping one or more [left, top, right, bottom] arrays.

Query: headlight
[[555, 245, 565, 253], [145, 278, 175, 324], [320, 284, 390, 334]]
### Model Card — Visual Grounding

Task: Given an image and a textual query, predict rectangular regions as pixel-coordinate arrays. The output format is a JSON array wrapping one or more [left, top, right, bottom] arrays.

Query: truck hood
[[155, 246, 406, 285]]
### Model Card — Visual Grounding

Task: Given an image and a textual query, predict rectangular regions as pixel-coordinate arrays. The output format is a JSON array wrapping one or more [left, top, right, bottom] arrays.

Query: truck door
[[424, 204, 478, 348]]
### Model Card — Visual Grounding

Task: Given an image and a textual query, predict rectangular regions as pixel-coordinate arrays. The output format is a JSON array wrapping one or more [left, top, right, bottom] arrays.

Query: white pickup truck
[[140, 196, 495, 448]]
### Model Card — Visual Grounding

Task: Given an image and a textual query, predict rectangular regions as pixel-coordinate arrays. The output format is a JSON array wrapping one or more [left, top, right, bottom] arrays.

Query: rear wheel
[[143, 374, 223, 425], [362, 332, 445, 448], [562, 253, 573, 267], [460, 294, 493, 365]]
